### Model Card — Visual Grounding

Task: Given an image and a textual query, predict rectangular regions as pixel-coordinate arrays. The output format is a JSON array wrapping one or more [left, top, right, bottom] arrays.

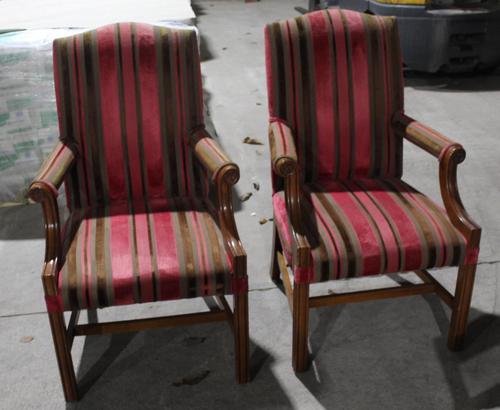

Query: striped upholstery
[[190, 128, 237, 182], [32, 142, 76, 196], [53, 23, 208, 209], [51, 23, 240, 310], [265, 11, 469, 283], [394, 113, 459, 159], [269, 120, 297, 176], [273, 179, 467, 283], [57, 199, 233, 311], [265, 9, 404, 190]]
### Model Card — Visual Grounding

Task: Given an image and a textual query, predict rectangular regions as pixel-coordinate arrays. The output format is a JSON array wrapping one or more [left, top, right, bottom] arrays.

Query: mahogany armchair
[[265, 9, 481, 372], [28, 23, 248, 401]]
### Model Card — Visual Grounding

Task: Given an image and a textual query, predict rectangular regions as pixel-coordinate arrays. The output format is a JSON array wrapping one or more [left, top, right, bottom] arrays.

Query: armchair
[[265, 10, 480, 372], [29, 23, 248, 402]]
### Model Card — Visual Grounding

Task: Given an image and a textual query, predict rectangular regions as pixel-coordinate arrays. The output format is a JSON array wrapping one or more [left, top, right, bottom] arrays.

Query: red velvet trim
[[45, 295, 63, 313], [231, 276, 248, 294], [294, 266, 312, 284], [464, 248, 479, 265]]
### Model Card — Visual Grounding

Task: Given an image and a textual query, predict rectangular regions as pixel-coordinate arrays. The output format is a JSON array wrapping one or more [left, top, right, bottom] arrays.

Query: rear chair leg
[[47, 311, 78, 401], [292, 282, 310, 372], [270, 224, 282, 282], [448, 263, 477, 351], [234, 292, 249, 383]]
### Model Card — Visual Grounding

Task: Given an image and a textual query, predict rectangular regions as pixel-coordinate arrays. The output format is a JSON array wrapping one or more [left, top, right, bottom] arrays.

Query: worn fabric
[[273, 179, 467, 283]]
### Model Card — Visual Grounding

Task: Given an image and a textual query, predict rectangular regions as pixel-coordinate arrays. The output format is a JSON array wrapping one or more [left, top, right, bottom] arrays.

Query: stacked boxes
[[0, 29, 78, 203]]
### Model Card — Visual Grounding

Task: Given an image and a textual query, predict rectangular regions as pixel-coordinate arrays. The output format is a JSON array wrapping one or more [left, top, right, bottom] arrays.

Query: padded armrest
[[28, 142, 76, 201], [269, 120, 297, 177], [393, 112, 464, 161], [190, 128, 240, 186]]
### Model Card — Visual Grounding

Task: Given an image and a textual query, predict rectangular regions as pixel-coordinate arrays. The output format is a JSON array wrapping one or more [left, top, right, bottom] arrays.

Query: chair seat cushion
[[273, 178, 467, 283], [57, 198, 233, 311]]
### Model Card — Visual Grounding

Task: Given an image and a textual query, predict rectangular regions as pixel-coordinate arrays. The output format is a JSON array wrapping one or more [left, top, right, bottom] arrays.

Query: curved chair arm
[[190, 128, 247, 277], [269, 120, 297, 177], [393, 113, 481, 246], [27, 142, 76, 296], [268, 119, 310, 270]]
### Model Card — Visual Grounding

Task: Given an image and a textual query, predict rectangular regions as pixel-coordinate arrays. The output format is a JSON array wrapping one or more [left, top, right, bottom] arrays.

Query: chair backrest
[[53, 23, 206, 210], [265, 9, 404, 188]]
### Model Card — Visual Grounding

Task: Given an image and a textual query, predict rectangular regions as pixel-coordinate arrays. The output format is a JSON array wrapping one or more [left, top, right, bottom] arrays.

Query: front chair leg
[[47, 311, 78, 401], [233, 292, 249, 383], [448, 263, 477, 351], [292, 282, 310, 372]]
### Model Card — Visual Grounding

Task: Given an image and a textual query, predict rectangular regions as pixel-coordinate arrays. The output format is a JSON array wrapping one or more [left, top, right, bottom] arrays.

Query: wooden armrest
[[28, 141, 77, 202], [269, 120, 297, 177], [267, 119, 309, 269], [284, 172, 311, 270], [190, 127, 239, 186], [393, 113, 480, 245], [27, 142, 76, 285], [190, 127, 246, 277], [393, 112, 462, 160]]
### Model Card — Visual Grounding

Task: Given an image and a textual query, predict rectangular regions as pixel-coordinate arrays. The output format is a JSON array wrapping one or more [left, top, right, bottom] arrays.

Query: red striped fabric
[[265, 9, 404, 191], [394, 112, 459, 160], [273, 179, 467, 283], [53, 23, 206, 209], [269, 120, 297, 178], [32, 142, 76, 196], [50, 23, 241, 310], [57, 198, 233, 311]]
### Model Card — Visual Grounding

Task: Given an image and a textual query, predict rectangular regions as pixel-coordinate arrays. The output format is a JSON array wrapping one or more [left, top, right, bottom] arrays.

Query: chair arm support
[[393, 113, 481, 245], [269, 120, 297, 177], [268, 119, 310, 269], [393, 112, 462, 160], [439, 146, 481, 246], [190, 128, 246, 277], [190, 127, 240, 186], [284, 172, 311, 270], [27, 142, 76, 286], [28, 142, 77, 200]]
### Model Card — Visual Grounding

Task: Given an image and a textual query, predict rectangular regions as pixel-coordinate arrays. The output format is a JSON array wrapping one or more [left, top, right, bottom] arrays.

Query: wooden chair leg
[[270, 224, 282, 282], [47, 311, 78, 401], [233, 292, 249, 383], [292, 282, 310, 372], [448, 263, 477, 351]]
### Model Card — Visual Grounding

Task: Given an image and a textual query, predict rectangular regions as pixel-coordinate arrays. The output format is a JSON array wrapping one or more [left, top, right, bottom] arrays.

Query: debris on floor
[[239, 192, 252, 202], [181, 336, 206, 346], [253, 182, 260, 191], [243, 136, 264, 145], [172, 369, 210, 387], [259, 217, 273, 225], [19, 336, 34, 343]]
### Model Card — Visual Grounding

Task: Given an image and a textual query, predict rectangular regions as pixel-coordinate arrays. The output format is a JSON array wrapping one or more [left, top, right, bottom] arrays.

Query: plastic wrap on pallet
[[0, 23, 197, 204]]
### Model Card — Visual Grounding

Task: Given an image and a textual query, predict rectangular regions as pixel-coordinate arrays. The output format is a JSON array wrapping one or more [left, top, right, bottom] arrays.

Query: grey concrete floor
[[1, 0, 500, 408]]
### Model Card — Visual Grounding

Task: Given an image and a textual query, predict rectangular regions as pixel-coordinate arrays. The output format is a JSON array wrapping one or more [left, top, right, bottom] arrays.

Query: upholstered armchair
[[265, 9, 480, 372], [28, 23, 248, 401]]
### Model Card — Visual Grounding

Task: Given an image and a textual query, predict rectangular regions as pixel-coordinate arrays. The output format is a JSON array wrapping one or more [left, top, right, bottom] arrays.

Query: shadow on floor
[[0, 203, 44, 240], [192, 3, 216, 62], [295, 295, 500, 410], [67, 310, 291, 409], [404, 66, 500, 92]]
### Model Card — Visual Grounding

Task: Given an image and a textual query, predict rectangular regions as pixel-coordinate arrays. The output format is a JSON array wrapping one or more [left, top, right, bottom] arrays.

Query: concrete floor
[[1, 0, 500, 408]]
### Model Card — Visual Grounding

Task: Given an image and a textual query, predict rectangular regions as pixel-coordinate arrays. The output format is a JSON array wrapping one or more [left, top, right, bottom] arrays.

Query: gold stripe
[[374, 0, 426, 4]]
